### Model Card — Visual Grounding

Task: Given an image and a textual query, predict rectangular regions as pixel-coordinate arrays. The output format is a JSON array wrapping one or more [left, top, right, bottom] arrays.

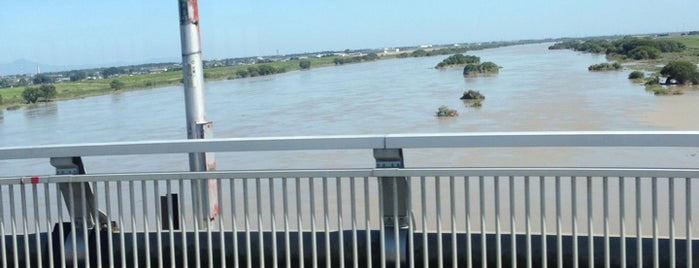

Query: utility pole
[[178, 0, 218, 227]]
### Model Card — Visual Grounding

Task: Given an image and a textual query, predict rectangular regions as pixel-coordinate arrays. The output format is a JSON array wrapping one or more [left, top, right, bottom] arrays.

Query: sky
[[1, 0, 698, 67]]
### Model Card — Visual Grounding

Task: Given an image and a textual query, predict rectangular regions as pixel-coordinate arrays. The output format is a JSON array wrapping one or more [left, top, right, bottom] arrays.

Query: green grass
[[0, 55, 357, 108]]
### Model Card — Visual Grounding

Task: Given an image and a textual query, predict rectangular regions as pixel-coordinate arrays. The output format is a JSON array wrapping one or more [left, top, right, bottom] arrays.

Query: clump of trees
[[110, 79, 125, 91], [463, 62, 499, 76], [435, 54, 480, 68], [660, 60, 699, 85], [436, 106, 458, 117], [549, 37, 686, 60], [235, 64, 287, 78], [588, 62, 622, 71], [398, 47, 468, 58], [628, 71, 645, 80], [22, 84, 56, 103], [299, 60, 311, 70], [333, 53, 380, 65], [460, 90, 485, 100], [32, 74, 54, 84]]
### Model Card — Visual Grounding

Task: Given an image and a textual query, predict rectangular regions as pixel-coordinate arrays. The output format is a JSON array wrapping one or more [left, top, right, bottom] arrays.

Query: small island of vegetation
[[549, 37, 686, 60], [435, 54, 480, 68], [588, 62, 622, 71], [436, 105, 458, 117], [463, 62, 500, 76]]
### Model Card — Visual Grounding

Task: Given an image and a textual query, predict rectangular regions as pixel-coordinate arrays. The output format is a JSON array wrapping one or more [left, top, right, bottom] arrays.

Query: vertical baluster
[[379, 177, 386, 268], [652, 177, 658, 268], [117, 182, 126, 267], [80, 183, 90, 268], [179, 179, 188, 266], [351, 177, 358, 268], [465, 176, 471, 268], [635, 177, 642, 268], [668, 178, 675, 268], [295, 177, 304, 268], [10, 184, 19, 267], [283, 178, 291, 268], [1, 186, 6, 268], [155, 181, 164, 268], [604, 177, 609, 268], [509, 176, 516, 268], [46, 183, 56, 268], [421, 176, 428, 268], [451, 176, 458, 268], [69, 183, 78, 268], [309, 178, 317, 268], [540, 176, 547, 268], [392, 178, 399, 268], [270, 178, 278, 268], [322, 177, 330, 268], [230, 178, 238, 268], [91, 182, 100, 268], [194, 179, 203, 268], [218, 179, 226, 268], [408, 177, 414, 268], [479, 176, 486, 268], [437, 177, 443, 268], [619, 177, 626, 268], [20, 184, 30, 267], [586, 177, 593, 268], [365, 177, 372, 268], [128, 181, 137, 268], [230, 178, 240, 268], [141, 181, 150, 267], [571, 177, 578, 268], [167, 180, 175, 267], [243, 178, 251, 268], [338, 178, 345, 268], [256, 178, 265, 268], [686, 177, 692, 268], [494, 176, 501, 268], [106, 182, 114, 268], [555, 177, 562, 268], [525, 176, 531, 268]]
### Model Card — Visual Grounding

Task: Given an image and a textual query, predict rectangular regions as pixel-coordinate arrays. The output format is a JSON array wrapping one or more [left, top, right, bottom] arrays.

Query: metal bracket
[[50, 157, 108, 230], [373, 149, 409, 228]]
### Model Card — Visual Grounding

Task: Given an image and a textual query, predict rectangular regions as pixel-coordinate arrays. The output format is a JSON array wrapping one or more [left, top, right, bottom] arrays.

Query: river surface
[[1, 43, 698, 236], [2, 43, 698, 176]]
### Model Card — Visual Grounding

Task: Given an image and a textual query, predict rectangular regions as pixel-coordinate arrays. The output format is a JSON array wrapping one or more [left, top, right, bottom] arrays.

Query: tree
[[0, 93, 3, 105], [628, 71, 645, 79], [0, 78, 10, 88], [69, 71, 87, 81], [32, 74, 54, 84], [110, 79, 125, 91], [39, 84, 56, 100], [299, 60, 311, 70], [22, 87, 42, 103], [660, 61, 699, 85], [101, 67, 123, 78]]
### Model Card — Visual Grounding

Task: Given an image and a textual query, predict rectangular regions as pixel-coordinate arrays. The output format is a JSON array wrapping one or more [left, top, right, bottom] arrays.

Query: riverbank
[[2, 35, 697, 110]]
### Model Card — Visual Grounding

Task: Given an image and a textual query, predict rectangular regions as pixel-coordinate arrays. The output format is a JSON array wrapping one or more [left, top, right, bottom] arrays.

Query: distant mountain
[[0, 59, 71, 76], [0, 57, 181, 76]]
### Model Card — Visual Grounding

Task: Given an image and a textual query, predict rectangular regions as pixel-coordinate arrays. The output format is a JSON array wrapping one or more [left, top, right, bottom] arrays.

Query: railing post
[[374, 148, 409, 265], [50, 157, 100, 229]]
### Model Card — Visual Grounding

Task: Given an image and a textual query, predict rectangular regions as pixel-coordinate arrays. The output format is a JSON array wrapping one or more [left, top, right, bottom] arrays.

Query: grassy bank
[[0, 56, 346, 109]]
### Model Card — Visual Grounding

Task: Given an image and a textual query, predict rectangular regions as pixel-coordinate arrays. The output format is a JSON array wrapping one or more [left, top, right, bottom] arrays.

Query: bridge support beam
[[374, 148, 409, 265]]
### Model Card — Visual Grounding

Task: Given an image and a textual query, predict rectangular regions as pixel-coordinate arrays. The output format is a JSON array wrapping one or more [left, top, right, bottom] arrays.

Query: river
[[2, 43, 698, 237], [2, 43, 697, 177]]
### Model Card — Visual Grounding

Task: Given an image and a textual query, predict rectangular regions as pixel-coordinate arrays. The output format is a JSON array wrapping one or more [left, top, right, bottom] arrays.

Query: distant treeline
[[549, 37, 686, 60], [235, 64, 287, 78], [333, 53, 380, 65]]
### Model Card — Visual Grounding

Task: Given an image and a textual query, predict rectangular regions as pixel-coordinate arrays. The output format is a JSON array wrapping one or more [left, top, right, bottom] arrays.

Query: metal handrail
[[2, 131, 699, 160]]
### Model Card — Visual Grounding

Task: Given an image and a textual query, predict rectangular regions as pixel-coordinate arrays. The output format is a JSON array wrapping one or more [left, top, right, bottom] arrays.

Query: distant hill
[[0, 59, 70, 76]]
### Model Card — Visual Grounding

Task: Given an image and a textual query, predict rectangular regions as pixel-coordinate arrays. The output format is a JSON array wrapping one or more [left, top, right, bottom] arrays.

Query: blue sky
[[1, 0, 698, 67]]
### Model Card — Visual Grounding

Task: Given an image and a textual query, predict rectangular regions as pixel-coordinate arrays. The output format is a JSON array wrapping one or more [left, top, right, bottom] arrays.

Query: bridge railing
[[0, 131, 697, 267]]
